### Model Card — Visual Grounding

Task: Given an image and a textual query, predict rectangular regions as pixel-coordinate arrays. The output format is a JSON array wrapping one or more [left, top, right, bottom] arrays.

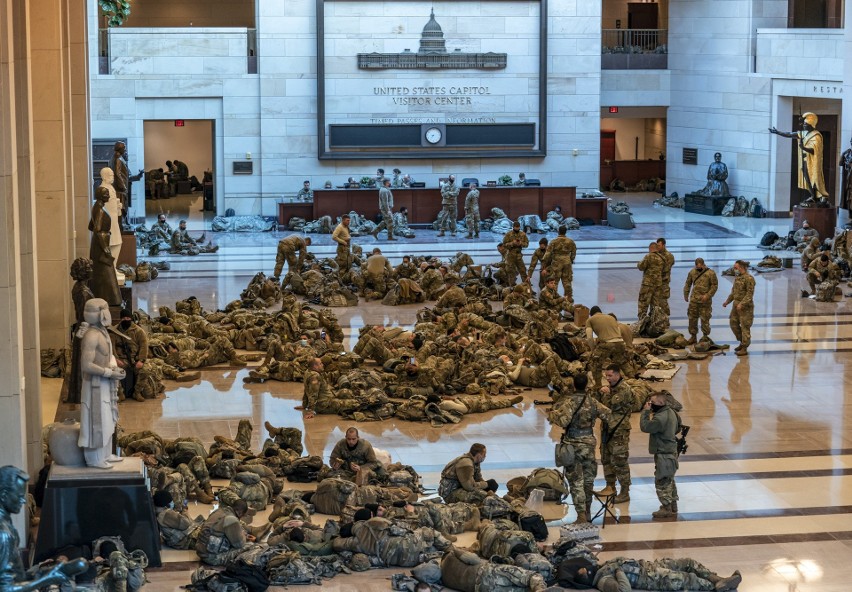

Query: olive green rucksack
[[521, 467, 569, 501]]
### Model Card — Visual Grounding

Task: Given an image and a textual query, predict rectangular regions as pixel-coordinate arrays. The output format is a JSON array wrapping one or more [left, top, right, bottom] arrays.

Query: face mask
[[120, 320, 132, 330], [651, 403, 665, 412], [734, 270, 741, 276], [168, 501, 175, 510], [299, 340, 309, 347]]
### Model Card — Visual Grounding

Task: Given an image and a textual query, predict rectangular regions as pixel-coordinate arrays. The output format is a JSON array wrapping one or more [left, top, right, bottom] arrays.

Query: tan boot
[[652, 504, 675, 519], [685, 335, 696, 346], [613, 486, 630, 504], [594, 482, 616, 496], [715, 570, 742, 592], [194, 489, 215, 504], [572, 510, 588, 524]]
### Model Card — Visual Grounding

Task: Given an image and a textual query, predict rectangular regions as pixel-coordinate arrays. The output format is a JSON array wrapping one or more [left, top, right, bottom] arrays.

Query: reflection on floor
[[49, 193, 852, 591]]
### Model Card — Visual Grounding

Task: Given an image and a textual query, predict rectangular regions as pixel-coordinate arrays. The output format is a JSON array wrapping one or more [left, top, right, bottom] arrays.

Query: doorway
[[628, 2, 659, 48], [142, 120, 215, 224]]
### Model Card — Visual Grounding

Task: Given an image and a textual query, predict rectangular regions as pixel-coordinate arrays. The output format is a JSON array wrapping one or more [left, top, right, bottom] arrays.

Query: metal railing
[[602, 29, 668, 54]]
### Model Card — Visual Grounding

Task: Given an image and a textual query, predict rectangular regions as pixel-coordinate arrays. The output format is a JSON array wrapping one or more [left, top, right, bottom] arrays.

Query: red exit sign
[[174, 120, 185, 127], [609, 107, 618, 113]]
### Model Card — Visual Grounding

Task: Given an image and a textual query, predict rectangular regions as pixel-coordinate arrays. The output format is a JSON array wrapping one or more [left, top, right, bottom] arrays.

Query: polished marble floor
[[46, 193, 852, 590]]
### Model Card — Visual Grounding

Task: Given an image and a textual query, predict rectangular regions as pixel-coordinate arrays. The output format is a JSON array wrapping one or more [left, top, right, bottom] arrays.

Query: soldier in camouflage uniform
[[595, 365, 636, 504], [542, 226, 577, 302], [722, 259, 755, 356], [594, 557, 742, 592], [371, 179, 397, 241], [501, 221, 530, 285], [683, 258, 718, 345], [329, 427, 386, 482], [655, 238, 675, 316], [806, 253, 841, 294], [438, 175, 460, 236], [527, 238, 548, 290], [539, 277, 567, 312], [548, 379, 612, 523], [438, 443, 496, 505], [464, 182, 481, 238], [332, 214, 352, 275], [135, 358, 200, 399], [301, 357, 361, 418], [640, 391, 681, 519], [586, 306, 627, 390], [273, 234, 312, 279], [637, 242, 664, 322]]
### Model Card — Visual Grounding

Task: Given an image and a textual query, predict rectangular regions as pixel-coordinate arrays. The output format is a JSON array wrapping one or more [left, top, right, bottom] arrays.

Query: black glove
[[486, 478, 499, 492]]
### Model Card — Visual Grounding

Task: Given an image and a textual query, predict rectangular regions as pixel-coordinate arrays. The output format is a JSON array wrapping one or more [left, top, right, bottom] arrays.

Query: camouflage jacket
[[548, 392, 611, 443], [543, 236, 577, 266], [727, 272, 755, 305], [599, 378, 635, 436], [683, 267, 718, 303], [637, 252, 664, 287], [502, 229, 529, 253]]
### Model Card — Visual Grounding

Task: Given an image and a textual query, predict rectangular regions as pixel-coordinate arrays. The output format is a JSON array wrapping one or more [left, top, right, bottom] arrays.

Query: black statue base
[[684, 192, 729, 216], [35, 457, 162, 567]]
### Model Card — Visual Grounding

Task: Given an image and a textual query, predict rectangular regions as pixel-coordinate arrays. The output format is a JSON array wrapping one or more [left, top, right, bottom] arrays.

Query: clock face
[[425, 127, 443, 144]]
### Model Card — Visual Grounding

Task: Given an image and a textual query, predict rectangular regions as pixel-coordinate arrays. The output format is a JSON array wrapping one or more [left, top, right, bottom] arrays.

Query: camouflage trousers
[[589, 341, 626, 388], [438, 204, 458, 233], [637, 284, 660, 321], [653, 453, 679, 506], [375, 207, 394, 237], [658, 283, 671, 316], [465, 207, 480, 237], [439, 479, 488, 505], [548, 261, 574, 303], [357, 335, 394, 364], [563, 439, 597, 510], [335, 243, 350, 274], [600, 430, 631, 489], [504, 251, 527, 285], [364, 271, 388, 296], [274, 245, 298, 278], [728, 302, 753, 348], [687, 301, 712, 338], [599, 558, 716, 592]]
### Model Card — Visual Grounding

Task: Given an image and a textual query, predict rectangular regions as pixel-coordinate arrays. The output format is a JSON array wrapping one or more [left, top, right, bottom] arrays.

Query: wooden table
[[311, 186, 606, 224]]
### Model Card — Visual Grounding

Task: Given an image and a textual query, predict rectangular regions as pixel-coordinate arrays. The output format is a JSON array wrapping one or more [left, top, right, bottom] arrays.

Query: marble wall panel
[[203, 57, 246, 75]]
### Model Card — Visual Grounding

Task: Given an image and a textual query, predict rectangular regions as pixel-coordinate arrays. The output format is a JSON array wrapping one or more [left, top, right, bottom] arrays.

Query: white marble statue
[[77, 298, 125, 469], [99, 167, 124, 284]]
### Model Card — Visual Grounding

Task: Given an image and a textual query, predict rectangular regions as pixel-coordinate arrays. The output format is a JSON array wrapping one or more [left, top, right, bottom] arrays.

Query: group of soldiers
[[138, 214, 219, 256]]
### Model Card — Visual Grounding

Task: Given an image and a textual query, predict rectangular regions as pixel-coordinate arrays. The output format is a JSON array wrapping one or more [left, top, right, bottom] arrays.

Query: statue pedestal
[[684, 192, 729, 216], [34, 457, 162, 566], [793, 205, 837, 242]]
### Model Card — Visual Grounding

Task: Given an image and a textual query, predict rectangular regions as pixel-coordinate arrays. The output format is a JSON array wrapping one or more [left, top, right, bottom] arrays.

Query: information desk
[[310, 186, 607, 224]]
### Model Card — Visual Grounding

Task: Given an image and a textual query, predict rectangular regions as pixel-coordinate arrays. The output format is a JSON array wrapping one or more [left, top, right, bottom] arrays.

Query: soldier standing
[[548, 377, 611, 524], [683, 258, 718, 345], [637, 242, 663, 322], [501, 221, 529, 285], [527, 238, 548, 290], [112, 309, 148, 402], [371, 179, 396, 240], [332, 214, 352, 274], [594, 365, 636, 504], [656, 237, 675, 316], [464, 182, 480, 238], [722, 259, 755, 356], [640, 391, 682, 519], [585, 306, 626, 390], [542, 226, 577, 302], [273, 234, 312, 279], [438, 175, 459, 237]]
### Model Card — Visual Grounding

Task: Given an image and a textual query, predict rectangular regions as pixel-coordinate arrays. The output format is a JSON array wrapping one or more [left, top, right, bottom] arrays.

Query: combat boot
[[370, 228, 380, 239], [652, 504, 675, 519], [193, 488, 215, 504], [685, 335, 697, 346], [264, 421, 280, 437], [715, 570, 742, 592], [387, 236, 398, 241], [572, 510, 588, 524], [133, 392, 145, 402], [670, 500, 678, 513], [594, 481, 616, 497], [613, 485, 630, 504], [735, 347, 748, 356], [176, 371, 201, 382], [437, 231, 446, 237], [466, 234, 474, 239], [229, 356, 248, 366]]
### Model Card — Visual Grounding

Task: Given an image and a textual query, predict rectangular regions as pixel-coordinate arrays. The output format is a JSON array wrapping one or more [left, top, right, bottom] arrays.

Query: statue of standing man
[[770, 112, 828, 205], [109, 141, 129, 227], [89, 186, 122, 306], [78, 298, 125, 469]]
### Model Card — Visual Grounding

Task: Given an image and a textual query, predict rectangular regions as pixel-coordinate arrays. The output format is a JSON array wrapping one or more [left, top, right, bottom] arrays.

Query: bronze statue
[[699, 152, 730, 197], [89, 186, 122, 306], [0, 466, 88, 591], [840, 137, 852, 212], [67, 257, 95, 405], [770, 112, 828, 205], [108, 141, 129, 214], [78, 298, 125, 469]]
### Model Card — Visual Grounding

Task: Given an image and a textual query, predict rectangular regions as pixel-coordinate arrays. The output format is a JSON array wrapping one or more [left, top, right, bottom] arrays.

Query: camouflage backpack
[[815, 280, 838, 302], [386, 463, 421, 491], [476, 519, 537, 560], [520, 467, 568, 501], [312, 478, 356, 516], [481, 496, 514, 519]]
